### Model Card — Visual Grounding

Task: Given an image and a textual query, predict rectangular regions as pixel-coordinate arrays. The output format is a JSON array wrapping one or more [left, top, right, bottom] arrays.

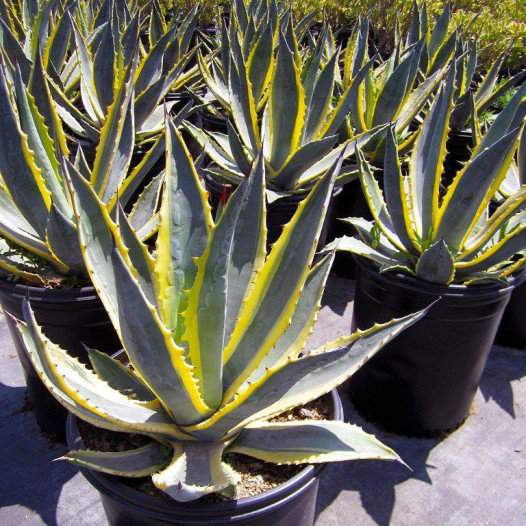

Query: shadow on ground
[[314, 386, 440, 526], [0, 382, 77, 526], [479, 345, 526, 418]]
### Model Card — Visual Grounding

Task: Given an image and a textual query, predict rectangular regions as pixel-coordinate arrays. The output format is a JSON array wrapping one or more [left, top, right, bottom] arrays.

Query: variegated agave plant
[[450, 42, 526, 134], [48, 0, 199, 143], [334, 64, 526, 285], [449, 42, 526, 199], [189, 19, 384, 194], [0, 0, 73, 82], [0, 48, 163, 284], [340, 15, 448, 163], [16, 118, 426, 502], [197, 0, 313, 120]]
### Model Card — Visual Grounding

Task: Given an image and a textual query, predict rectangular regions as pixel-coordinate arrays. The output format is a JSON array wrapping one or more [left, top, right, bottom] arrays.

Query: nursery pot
[[0, 279, 121, 438], [66, 384, 343, 526], [347, 257, 522, 437], [494, 280, 526, 349], [203, 172, 341, 248]]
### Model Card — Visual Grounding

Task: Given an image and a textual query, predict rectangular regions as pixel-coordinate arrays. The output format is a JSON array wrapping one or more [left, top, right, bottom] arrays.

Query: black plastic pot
[[330, 176, 373, 279], [0, 279, 121, 438], [347, 257, 522, 437], [66, 389, 343, 526], [494, 280, 526, 349], [197, 107, 228, 134], [203, 172, 341, 248]]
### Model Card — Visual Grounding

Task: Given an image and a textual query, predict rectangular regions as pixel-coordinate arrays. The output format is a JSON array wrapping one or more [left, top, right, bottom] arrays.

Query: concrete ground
[[0, 276, 525, 526]]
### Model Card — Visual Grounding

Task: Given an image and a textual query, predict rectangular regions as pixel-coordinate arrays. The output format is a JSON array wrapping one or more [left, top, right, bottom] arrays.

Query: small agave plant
[[48, 0, 199, 143], [0, 48, 162, 284], [189, 15, 384, 195], [16, 118, 426, 502], [340, 15, 448, 163], [334, 64, 526, 285]]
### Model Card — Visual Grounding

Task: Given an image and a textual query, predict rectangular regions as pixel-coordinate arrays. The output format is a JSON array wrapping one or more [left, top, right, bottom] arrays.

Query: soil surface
[[77, 397, 330, 502]]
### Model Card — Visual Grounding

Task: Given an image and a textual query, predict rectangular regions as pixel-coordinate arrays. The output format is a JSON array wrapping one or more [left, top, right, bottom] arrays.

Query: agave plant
[[189, 19, 384, 195], [340, 15, 448, 163], [404, 0, 467, 77], [15, 117, 426, 501], [45, 0, 199, 143], [334, 64, 526, 285], [0, 47, 163, 285], [450, 42, 526, 134], [0, 0, 74, 82]]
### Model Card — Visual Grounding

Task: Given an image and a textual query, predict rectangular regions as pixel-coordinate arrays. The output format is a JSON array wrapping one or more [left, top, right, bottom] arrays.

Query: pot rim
[[354, 255, 526, 300], [0, 275, 98, 302], [66, 386, 343, 516]]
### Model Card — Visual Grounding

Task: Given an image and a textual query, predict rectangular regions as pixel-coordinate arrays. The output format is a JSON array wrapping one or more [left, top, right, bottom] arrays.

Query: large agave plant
[[340, 15, 448, 163], [0, 48, 163, 284], [16, 118, 426, 502], [47, 0, 199, 143], [189, 17, 384, 194], [334, 65, 526, 285]]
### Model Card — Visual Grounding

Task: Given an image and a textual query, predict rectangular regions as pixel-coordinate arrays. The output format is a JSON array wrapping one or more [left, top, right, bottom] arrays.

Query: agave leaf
[[188, 310, 427, 440], [183, 152, 266, 410], [45, 203, 86, 276], [26, 0, 57, 62], [456, 224, 526, 276], [19, 300, 187, 436], [434, 126, 522, 251], [271, 135, 339, 191], [66, 443, 171, 477], [409, 63, 455, 239], [477, 71, 526, 116], [134, 25, 177, 96], [372, 44, 421, 127], [15, 309, 132, 432], [302, 50, 338, 143], [228, 49, 260, 153], [461, 188, 526, 260], [127, 171, 163, 236], [91, 53, 137, 202], [426, 1, 450, 68], [12, 64, 71, 218], [115, 205, 157, 306], [70, 16, 104, 122], [29, 46, 69, 157], [88, 348, 155, 402], [184, 122, 240, 175], [0, 62, 50, 238], [415, 239, 455, 284], [0, 19, 32, 81], [227, 420, 400, 464], [154, 119, 212, 333], [93, 17, 115, 114], [246, 17, 275, 105], [45, 6, 72, 73], [331, 235, 400, 268], [114, 132, 165, 210], [322, 55, 376, 139], [226, 119, 251, 175], [110, 243, 212, 425], [222, 161, 339, 401], [0, 187, 53, 260], [152, 441, 237, 503], [475, 83, 526, 155], [383, 127, 419, 253], [268, 30, 305, 170], [247, 252, 334, 382]]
